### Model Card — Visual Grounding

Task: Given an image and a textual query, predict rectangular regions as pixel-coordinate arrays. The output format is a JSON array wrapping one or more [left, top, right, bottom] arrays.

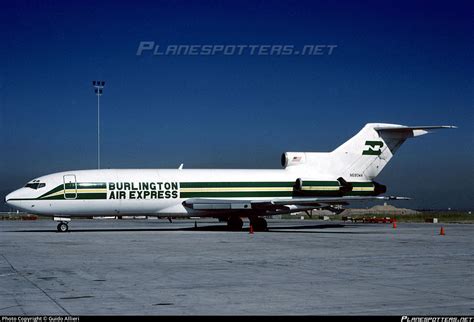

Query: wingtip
[[386, 196, 411, 200], [438, 125, 458, 129]]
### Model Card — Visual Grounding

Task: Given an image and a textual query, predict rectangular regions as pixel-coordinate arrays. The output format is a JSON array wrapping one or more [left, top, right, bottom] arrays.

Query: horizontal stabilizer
[[373, 125, 457, 137], [374, 125, 457, 131]]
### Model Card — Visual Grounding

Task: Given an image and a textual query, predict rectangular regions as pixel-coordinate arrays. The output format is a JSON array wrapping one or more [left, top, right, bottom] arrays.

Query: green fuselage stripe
[[351, 182, 375, 187], [301, 181, 340, 186], [41, 193, 108, 200], [13, 180, 380, 201], [180, 182, 295, 188], [181, 191, 294, 198]]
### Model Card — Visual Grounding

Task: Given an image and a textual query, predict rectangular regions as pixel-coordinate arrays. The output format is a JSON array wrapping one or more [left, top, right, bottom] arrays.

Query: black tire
[[57, 222, 68, 232], [251, 217, 268, 232], [227, 216, 243, 231]]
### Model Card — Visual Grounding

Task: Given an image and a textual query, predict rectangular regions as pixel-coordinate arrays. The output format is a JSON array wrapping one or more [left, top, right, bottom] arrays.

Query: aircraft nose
[[5, 189, 21, 205], [5, 191, 14, 204], [5, 189, 31, 212]]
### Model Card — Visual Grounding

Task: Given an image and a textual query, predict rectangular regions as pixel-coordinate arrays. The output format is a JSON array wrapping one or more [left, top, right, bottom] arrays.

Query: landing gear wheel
[[57, 222, 69, 232], [251, 217, 268, 232], [227, 216, 243, 231]]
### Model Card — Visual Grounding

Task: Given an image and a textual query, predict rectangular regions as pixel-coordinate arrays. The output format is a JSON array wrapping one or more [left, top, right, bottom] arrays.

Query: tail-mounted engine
[[281, 152, 306, 168]]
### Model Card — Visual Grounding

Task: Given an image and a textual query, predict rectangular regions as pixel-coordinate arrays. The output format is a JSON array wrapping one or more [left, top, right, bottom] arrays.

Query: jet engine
[[281, 152, 306, 168]]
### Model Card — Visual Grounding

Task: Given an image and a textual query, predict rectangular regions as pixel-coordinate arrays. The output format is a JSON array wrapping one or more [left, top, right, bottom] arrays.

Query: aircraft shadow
[[266, 224, 382, 234], [5, 223, 373, 234]]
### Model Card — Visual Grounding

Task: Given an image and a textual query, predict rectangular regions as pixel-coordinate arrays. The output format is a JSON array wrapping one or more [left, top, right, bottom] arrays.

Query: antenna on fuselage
[[178, 164, 184, 170]]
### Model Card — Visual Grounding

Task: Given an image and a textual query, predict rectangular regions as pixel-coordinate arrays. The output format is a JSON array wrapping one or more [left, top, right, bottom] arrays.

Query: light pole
[[92, 80, 105, 169]]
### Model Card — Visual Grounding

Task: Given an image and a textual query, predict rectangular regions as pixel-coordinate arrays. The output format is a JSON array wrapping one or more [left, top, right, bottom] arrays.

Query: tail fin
[[330, 123, 456, 180]]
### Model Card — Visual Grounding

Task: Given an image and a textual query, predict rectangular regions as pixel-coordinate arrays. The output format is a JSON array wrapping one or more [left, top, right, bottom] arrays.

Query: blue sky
[[0, 1, 472, 209]]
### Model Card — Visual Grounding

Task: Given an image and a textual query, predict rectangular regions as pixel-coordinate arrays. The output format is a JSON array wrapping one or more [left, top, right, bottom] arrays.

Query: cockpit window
[[24, 182, 46, 189]]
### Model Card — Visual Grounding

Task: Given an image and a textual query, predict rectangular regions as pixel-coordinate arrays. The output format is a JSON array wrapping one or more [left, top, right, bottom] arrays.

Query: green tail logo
[[362, 141, 384, 155]]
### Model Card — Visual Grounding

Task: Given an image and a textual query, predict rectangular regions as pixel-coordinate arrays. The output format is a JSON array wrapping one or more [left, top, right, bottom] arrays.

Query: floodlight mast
[[92, 81, 105, 169]]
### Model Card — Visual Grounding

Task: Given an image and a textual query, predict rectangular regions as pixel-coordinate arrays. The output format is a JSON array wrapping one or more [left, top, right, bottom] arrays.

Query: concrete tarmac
[[0, 219, 472, 315]]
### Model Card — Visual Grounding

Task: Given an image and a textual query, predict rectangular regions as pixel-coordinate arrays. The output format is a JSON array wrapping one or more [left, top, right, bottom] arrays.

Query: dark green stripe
[[180, 182, 295, 188], [64, 183, 75, 189], [302, 181, 340, 186], [41, 193, 107, 200], [347, 191, 374, 196], [77, 183, 106, 189], [13, 190, 379, 200], [12, 194, 107, 201], [38, 184, 64, 198], [296, 191, 342, 197], [77, 193, 107, 199], [181, 190, 372, 198], [350, 182, 375, 187], [7, 198, 36, 201], [182, 181, 366, 188], [180, 191, 293, 198], [39, 182, 106, 199]]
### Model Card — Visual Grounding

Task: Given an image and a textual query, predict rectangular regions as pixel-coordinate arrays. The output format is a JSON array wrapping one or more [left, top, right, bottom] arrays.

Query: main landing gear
[[226, 216, 268, 232], [250, 217, 268, 232], [227, 216, 243, 231]]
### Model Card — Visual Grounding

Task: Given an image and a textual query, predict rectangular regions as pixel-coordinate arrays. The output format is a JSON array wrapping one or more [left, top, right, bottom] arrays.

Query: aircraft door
[[63, 174, 77, 199]]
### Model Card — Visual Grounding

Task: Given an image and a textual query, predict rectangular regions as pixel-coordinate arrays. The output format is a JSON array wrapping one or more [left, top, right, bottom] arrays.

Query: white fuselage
[[6, 168, 349, 218]]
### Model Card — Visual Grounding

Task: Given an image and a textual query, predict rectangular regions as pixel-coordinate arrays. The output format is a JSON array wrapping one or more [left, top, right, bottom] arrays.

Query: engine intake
[[281, 152, 306, 168]]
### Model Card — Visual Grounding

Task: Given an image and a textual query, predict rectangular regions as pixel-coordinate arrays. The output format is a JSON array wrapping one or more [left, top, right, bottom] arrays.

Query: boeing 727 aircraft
[[5, 123, 455, 232]]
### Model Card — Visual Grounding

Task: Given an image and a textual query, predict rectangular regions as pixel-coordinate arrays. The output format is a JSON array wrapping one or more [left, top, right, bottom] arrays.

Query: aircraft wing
[[268, 195, 409, 205], [183, 196, 409, 212]]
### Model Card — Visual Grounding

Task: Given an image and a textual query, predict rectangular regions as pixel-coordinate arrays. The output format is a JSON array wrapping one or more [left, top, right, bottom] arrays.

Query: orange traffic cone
[[392, 221, 397, 229], [249, 224, 254, 234], [440, 226, 445, 236]]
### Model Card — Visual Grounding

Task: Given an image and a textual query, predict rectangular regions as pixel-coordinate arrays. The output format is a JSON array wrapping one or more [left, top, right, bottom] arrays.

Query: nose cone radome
[[5, 189, 26, 210], [5, 191, 15, 204]]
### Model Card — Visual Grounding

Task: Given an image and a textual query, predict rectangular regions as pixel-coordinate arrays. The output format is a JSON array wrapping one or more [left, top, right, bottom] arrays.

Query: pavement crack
[[60, 295, 94, 300], [1, 254, 71, 315], [0, 304, 21, 311]]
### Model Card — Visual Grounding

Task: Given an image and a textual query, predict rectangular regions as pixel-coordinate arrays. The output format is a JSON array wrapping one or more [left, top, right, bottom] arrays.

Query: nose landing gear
[[57, 222, 69, 232], [54, 217, 71, 233]]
